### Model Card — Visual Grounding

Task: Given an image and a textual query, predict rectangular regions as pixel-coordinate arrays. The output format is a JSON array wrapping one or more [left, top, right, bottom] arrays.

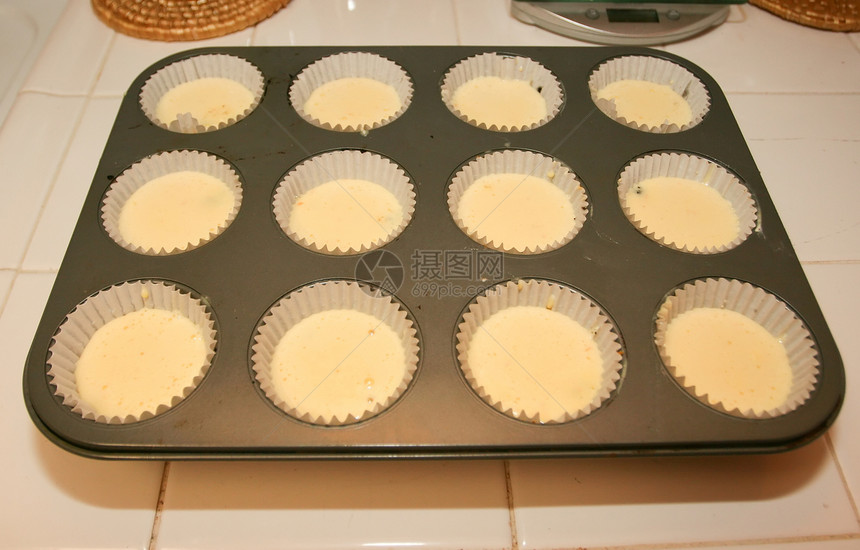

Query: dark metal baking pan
[[23, 46, 844, 459]]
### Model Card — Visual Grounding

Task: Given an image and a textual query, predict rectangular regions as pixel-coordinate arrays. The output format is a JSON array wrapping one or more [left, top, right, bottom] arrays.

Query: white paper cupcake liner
[[46, 280, 217, 424], [447, 150, 589, 254], [140, 54, 265, 133], [617, 152, 757, 254], [289, 51, 413, 133], [456, 279, 624, 424], [250, 280, 420, 426], [655, 278, 820, 419], [273, 149, 416, 255], [441, 53, 563, 132], [589, 55, 710, 133], [101, 150, 243, 256]]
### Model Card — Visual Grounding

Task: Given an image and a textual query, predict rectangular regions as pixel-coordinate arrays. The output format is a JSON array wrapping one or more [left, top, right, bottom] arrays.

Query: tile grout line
[[14, 31, 117, 274], [732, 3, 748, 23], [16, 268, 60, 274], [90, 91, 127, 100], [747, 136, 860, 144], [0, 272, 19, 319], [724, 90, 860, 95], [17, 89, 91, 99], [847, 34, 860, 55], [0, 269, 62, 312], [504, 460, 519, 550], [13, 98, 88, 272], [451, 0, 464, 46], [0, 26, 119, 367], [825, 432, 860, 527], [148, 461, 171, 550], [492, 437, 858, 549], [250, 21, 260, 46], [801, 259, 860, 265], [587, 532, 860, 549], [746, 137, 860, 143]]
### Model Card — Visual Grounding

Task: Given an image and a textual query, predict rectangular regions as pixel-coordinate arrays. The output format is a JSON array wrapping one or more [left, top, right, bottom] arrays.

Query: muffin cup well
[[447, 149, 588, 254], [139, 54, 264, 133], [46, 280, 217, 424], [273, 150, 416, 255], [441, 53, 563, 132], [655, 278, 820, 419], [617, 152, 757, 254], [456, 279, 624, 424], [589, 55, 710, 133], [101, 150, 243, 256], [289, 51, 413, 133], [250, 280, 420, 426]]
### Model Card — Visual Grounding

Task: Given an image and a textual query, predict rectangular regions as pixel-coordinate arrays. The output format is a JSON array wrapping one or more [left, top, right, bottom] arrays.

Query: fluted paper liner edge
[[273, 150, 416, 255], [447, 150, 588, 255], [440, 52, 563, 132], [250, 280, 420, 426], [654, 278, 820, 419], [455, 279, 623, 424], [101, 150, 243, 256], [289, 51, 413, 133], [140, 54, 264, 134], [588, 55, 710, 134], [46, 280, 217, 424], [617, 152, 757, 254]]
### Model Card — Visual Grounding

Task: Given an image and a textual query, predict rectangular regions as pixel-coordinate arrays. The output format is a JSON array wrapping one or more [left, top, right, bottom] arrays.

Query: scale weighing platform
[[512, 0, 746, 44]]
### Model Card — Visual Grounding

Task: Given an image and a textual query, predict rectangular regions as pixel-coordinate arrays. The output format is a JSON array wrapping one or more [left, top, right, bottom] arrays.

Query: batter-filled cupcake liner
[[447, 150, 589, 254], [140, 54, 265, 133], [273, 149, 416, 255], [289, 51, 413, 133], [101, 150, 243, 256], [456, 279, 624, 424], [46, 280, 217, 424], [250, 280, 420, 426], [655, 278, 819, 419], [441, 53, 563, 132], [617, 152, 757, 254], [588, 55, 710, 133]]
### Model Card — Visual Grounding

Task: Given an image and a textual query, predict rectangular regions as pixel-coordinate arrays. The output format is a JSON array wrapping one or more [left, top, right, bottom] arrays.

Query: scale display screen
[[606, 8, 660, 22]]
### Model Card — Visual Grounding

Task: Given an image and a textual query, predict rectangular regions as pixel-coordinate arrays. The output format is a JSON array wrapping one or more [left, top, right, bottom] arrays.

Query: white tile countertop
[[1, 0, 859, 548]]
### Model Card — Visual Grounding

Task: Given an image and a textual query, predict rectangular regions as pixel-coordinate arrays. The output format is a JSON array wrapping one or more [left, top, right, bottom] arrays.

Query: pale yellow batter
[[597, 79, 692, 127], [303, 77, 401, 128], [75, 308, 207, 419], [467, 306, 603, 422], [118, 171, 235, 252], [289, 178, 403, 251], [457, 173, 576, 251], [452, 76, 547, 128], [625, 176, 740, 250], [664, 307, 792, 414], [155, 77, 255, 128], [270, 309, 407, 422]]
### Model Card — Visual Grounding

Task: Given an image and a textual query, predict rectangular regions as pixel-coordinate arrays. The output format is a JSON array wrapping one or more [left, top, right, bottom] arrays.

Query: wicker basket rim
[[92, 0, 291, 41], [750, 0, 859, 31]]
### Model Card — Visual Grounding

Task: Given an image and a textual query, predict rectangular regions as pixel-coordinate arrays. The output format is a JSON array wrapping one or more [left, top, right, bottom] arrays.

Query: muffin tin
[[24, 46, 844, 459]]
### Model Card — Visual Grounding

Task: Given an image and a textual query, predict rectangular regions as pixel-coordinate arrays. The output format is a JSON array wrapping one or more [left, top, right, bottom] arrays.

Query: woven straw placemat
[[92, 0, 291, 41], [750, 0, 858, 31]]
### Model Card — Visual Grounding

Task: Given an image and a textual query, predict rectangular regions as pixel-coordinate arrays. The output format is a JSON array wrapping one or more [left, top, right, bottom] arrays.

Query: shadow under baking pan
[[509, 436, 832, 509]]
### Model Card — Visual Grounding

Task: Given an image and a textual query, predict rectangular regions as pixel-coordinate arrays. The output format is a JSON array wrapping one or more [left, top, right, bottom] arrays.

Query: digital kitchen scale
[[512, 0, 746, 45]]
